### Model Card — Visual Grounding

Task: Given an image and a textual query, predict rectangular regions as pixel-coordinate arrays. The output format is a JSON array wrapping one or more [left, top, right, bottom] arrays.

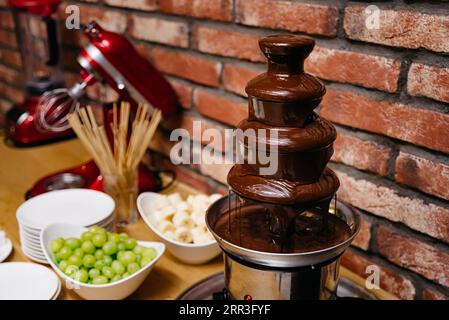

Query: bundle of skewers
[[68, 102, 161, 225]]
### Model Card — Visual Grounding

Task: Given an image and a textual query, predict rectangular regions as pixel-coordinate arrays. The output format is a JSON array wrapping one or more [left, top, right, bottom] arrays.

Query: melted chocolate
[[214, 204, 351, 253]]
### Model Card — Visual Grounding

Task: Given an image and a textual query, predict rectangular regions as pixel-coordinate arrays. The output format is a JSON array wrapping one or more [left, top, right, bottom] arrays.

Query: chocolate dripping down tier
[[227, 34, 340, 206]]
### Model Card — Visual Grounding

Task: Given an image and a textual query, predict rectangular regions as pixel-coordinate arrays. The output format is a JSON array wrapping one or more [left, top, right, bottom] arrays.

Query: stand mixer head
[[37, 21, 178, 132]]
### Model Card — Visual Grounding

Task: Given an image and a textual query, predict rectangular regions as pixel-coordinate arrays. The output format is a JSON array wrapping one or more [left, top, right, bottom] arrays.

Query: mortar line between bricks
[[351, 242, 449, 299], [330, 162, 449, 211]]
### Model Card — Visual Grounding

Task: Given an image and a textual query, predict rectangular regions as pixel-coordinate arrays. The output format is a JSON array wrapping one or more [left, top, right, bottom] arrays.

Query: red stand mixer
[[27, 21, 178, 198], [5, 0, 74, 146]]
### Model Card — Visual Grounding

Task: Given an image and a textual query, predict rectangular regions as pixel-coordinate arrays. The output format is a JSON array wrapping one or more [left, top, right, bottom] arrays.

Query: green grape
[[142, 247, 157, 260], [111, 275, 121, 282], [119, 233, 128, 242], [118, 251, 136, 266], [68, 255, 82, 267], [81, 231, 93, 242], [127, 262, 140, 274], [135, 254, 142, 264], [92, 233, 107, 247], [140, 256, 153, 267], [111, 260, 125, 275], [124, 238, 137, 250], [94, 249, 105, 260], [108, 233, 120, 243], [88, 268, 100, 279], [75, 269, 89, 283], [65, 237, 81, 250], [94, 260, 105, 270], [101, 266, 116, 279], [58, 260, 69, 272], [58, 246, 72, 260], [117, 251, 124, 260], [81, 241, 95, 254], [102, 241, 117, 256], [92, 276, 108, 285], [54, 254, 62, 263], [89, 226, 101, 233], [133, 246, 144, 255], [117, 242, 126, 252], [50, 239, 64, 253], [103, 255, 113, 266], [73, 248, 84, 258], [121, 272, 130, 279], [64, 265, 78, 277], [82, 254, 96, 268]]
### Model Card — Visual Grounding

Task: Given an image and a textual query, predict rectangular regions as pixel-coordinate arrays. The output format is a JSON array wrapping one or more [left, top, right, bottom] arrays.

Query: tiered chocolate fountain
[[206, 35, 360, 300]]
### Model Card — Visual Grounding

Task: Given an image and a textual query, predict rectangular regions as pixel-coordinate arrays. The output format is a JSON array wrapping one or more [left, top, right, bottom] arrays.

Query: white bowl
[[137, 192, 221, 265], [41, 223, 165, 300]]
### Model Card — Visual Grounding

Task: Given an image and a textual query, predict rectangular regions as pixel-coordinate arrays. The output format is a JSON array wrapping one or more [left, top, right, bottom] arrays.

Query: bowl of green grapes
[[41, 223, 165, 300]]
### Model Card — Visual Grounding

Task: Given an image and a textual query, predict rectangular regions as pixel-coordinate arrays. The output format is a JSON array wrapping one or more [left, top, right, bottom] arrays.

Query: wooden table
[[0, 136, 396, 300]]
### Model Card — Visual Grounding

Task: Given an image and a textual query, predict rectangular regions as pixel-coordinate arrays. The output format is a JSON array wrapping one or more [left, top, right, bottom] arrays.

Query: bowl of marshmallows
[[137, 192, 222, 264]]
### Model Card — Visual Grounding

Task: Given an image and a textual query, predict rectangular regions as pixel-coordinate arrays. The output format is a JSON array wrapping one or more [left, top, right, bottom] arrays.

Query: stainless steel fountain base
[[224, 253, 340, 300]]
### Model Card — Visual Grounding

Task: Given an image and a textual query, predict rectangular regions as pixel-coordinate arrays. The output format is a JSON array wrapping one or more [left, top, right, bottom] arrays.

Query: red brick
[[0, 48, 21, 68], [0, 30, 17, 48], [150, 125, 232, 184], [77, 5, 127, 33], [168, 79, 192, 109], [332, 133, 391, 176], [2, 84, 24, 103], [86, 82, 119, 102], [129, 16, 188, 48], [104, 0, 157, 10], [422, 288, 449, 300], [305, 47, 401, 93], [341, 250, 415, 300], [152, 48, 221, 87], [352, 216, 371, 251], [162, 114, 227, 152], [236, 0, 338, 37], [344, 5, 449, 53], [222, 64, 260, 96], [0, 11, 14, 29], [321, 88, 449, 154], [407, 63, 449, 103], [160, 0, 232, 22], [336, 170, 449, 242], [193, 26, 264, 62], [377, 225, 449, 288], [395, 152, 449, 201], [0, 64, 21, 84], [194, 89, 247, 126]]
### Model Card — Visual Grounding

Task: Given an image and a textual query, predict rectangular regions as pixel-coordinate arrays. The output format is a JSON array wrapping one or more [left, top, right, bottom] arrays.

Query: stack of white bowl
[[16, 189, 115, 264]]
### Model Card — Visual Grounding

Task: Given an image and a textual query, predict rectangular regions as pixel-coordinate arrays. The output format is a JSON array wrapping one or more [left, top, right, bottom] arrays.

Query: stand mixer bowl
[[206, 193, 360, 300]]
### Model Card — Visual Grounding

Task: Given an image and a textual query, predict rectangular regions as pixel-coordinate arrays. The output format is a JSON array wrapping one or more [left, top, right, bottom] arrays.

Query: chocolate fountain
[[206, 35, 360, 300]]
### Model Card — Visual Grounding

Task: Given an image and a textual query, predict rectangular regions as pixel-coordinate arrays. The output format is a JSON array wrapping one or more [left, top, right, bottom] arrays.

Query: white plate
[[0, 238, 13, 263], [17, 189, 115, 230], [0, 262, 60, 299]]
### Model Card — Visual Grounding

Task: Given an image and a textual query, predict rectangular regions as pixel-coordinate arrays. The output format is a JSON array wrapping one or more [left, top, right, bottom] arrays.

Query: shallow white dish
[[17, 189, 115, 229], [0, 238, 13, 263], [137, 192, 221, 265], [0, 262, 60, 299], [41, 223, 165, 300]]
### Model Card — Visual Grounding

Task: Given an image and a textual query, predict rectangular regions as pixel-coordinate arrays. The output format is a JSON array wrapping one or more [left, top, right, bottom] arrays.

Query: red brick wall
[[1, 0, 449, 299]]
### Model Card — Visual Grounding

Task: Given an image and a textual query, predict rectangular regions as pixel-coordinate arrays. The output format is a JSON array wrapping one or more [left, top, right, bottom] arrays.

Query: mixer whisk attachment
[[36, 81, 87, 132]]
